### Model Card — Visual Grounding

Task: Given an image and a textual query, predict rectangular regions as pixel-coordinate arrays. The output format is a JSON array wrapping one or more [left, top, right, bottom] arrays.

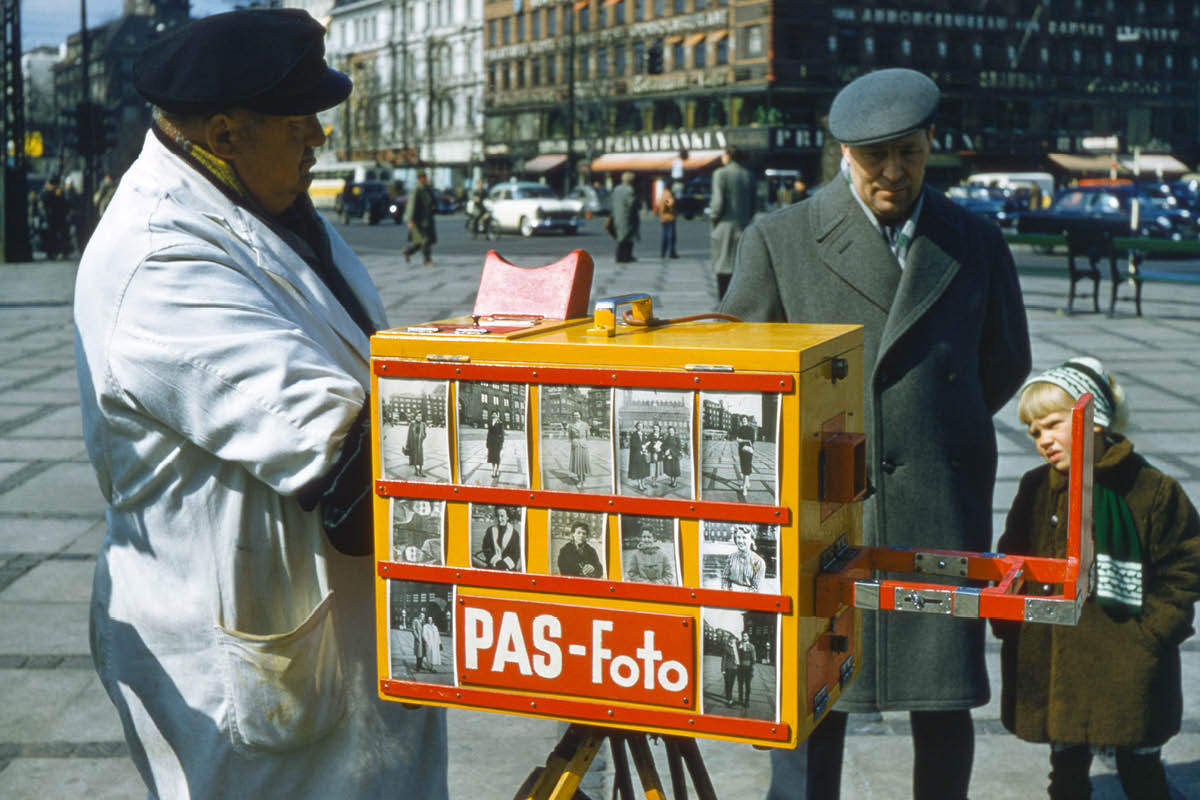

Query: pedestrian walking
[[71, 9, 447, 797], [721, 67, 1031, 800], [709, 145, 756, 299], [38, 176, 70, 259], [659, 183, 679, 258], [404, 171, 437, 267], [661, 425, 682, 488], [611, 171, 640, 263], [94, 172, 118, 218], [734, 414, 756, 499], [995, 357, 1200, 800], [485, 410, 505, 480]]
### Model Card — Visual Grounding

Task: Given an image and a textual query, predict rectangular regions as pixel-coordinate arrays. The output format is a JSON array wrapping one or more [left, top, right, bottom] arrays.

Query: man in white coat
[[73, 9, 447, 798]]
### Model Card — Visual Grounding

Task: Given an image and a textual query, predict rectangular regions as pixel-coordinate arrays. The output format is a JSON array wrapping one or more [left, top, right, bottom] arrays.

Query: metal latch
[[894, 588, 953, 614]]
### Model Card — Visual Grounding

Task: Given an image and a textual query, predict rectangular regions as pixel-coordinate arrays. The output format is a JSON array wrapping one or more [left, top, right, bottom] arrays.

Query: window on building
[[1165, 52, 1174, 73], [597, 48, 609, 76], [516, 12, 524, 42], [634, 40, 645, 73], [673, 41, 684, 69], [481, 392, 489, 404], [828, 34, 837, 53], [579, 47, 590, 79], [716, 36, 728, 64], [532, 59, 541, 85], [674, 0, 685, 11], [635, 0, 644, 20], [902, 38, 913, 59], [502, 63, 510, 89], [696, 0, 707, 8], [547, 6, 557, 35], [547, 53, 557, 84], [655, 0, 664, 15], [616, 0, 626, 24], [615, 43, 626, 74], [532, 10, 540, 38], [747, 25, 763, 58], [1039, 45, 1049, 65], [1135, 50, 1144, 69], [580, 3, 590, 30], [488, 64, 496, 91], [598, 5, 606, 26], [973, 41, 983, 61], [488, 19, 496, 47], [694, 41, 706, 68], [863, 35, 874, 57], [503, 16, 510, 44], [516, 59, 525, 87]]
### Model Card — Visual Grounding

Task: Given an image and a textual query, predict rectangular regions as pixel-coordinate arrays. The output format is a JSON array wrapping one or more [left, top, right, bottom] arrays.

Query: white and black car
[[485, 182, 584, 236]]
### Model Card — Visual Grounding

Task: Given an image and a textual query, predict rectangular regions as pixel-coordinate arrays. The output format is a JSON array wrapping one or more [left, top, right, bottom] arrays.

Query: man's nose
[[304, 115, 326, 146], [881, 150, 904, 179]]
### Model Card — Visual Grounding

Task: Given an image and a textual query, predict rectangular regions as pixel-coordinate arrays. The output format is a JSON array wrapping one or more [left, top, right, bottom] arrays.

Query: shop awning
[[684, 32, 706, 46], [590, 149, 723, 173], [665, 34, 684, 44], [1047, 153, 1122, 174], [522, 153, 568, 173], [707, 30, 729, 42], [1120, 153, 1190, 175]]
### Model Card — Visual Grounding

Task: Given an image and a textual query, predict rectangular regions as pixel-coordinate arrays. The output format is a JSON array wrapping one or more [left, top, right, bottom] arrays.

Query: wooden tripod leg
[[665, 739, 688, 799], [518, 724, 606, 800], [673, 737, 719, 800], [626, 735, 668, 800], [610, 736, 636, 800]]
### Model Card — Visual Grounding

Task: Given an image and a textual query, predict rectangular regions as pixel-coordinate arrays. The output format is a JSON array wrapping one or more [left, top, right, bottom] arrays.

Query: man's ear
[[204, 114, 239, 160]]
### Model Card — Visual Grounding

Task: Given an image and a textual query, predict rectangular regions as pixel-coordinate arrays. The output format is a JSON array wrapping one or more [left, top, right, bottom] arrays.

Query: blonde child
[[995, 357, 1200, 800]]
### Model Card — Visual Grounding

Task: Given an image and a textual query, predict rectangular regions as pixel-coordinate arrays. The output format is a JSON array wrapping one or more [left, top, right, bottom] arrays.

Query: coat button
[[1050, 514, 1059, 525], [881, 458, 896, 474]]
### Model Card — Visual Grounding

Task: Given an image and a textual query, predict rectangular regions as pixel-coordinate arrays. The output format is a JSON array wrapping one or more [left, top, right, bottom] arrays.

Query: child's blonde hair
[[1017, 357, 1129, 433]]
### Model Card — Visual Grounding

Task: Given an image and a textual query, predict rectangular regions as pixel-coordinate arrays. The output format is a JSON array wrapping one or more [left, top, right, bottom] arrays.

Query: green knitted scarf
[[1093, 482, 1143, 618]]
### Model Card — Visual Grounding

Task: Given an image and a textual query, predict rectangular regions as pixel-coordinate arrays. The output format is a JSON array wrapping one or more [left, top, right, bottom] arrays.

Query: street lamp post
[[564, 0, 576, 193]]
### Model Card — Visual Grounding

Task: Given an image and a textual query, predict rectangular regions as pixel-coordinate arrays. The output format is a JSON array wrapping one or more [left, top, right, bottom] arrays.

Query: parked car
[[1018, 183, 1198, 241], [565, 184, 611, 217], [947, 185, 1014, 228], [432, 189, 461, 214], [485, 182, 583, 236], [335, 181, 390, 224], [676, 175, 711, 219]]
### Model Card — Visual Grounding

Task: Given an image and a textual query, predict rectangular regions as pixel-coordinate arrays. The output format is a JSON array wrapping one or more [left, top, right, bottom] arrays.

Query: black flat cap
[[134, 9, 351, 116], [828, 69, 939, 147]]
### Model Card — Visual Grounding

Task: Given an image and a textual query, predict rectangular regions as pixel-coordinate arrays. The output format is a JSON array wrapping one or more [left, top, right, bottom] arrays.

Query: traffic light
[[648, 43, 664, 75]]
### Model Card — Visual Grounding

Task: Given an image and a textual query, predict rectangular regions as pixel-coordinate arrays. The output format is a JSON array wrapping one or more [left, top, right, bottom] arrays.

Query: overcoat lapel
[[812, 179, 901, 314], [877, 196, 962, 366]]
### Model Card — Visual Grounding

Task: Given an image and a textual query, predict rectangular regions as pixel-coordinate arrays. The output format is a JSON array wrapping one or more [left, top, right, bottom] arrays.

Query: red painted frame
[[816, 394, 1095, 621]]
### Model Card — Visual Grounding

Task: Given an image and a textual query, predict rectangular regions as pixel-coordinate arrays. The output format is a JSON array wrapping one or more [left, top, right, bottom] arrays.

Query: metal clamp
[[894, 588, 953, 615], [585, 293, 653, 337]]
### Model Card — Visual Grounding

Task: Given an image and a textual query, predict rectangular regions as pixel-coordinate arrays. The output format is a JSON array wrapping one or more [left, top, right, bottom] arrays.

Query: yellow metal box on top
[[369, 309, 865, 748]]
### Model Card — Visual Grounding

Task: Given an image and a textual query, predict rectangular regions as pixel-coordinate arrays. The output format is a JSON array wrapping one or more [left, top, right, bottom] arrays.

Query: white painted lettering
[[591, 620, 613, 683], [610, 655, 639, 688], [635, 631, 664, 690], [492, 611, 533, 675], [532, 614, 563, 679], [464, 607, 493, 670], [658, 660, 689, 692]]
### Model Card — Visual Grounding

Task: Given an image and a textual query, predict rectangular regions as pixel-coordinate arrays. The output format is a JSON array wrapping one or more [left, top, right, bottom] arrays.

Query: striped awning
[[590, 150, 723, 173], [522, 153, 569, 173], [684, 32, 706, 46]]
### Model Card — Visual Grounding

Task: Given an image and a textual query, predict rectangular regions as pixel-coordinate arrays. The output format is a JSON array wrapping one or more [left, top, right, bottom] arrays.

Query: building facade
[[482, 0, 1200, 192], [324, 0, 485, 191]]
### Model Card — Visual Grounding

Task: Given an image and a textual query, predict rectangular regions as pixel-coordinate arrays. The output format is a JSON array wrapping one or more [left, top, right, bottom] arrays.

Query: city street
[[538, 435, 613, 493], [701, 439, 778, 505], [455, 426, 530, 488], [1, 225, 1198, 798]]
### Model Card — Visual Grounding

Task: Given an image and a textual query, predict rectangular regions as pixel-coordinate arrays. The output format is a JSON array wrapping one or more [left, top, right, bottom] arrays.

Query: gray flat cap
[[829, 69, 939, 146]]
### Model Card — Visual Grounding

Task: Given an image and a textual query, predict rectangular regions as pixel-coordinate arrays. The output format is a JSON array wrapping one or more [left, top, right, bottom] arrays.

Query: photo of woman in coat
[[626, 421, 650, 491], [485, 411, 504, 480], [661, 425, 682, 489], [567, 411, 591, 486], [734, 414, 756, 498], [406, 411, 428, 477], [477, 505, 523, 571]]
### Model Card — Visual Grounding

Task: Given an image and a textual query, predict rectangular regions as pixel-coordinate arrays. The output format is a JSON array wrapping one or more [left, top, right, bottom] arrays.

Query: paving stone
[[0, 462, 105, 515], [0, 559, 95, 604]]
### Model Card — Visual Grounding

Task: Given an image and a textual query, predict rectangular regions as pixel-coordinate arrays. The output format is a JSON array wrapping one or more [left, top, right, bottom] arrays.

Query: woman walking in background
[[485, 410, 504, 480]]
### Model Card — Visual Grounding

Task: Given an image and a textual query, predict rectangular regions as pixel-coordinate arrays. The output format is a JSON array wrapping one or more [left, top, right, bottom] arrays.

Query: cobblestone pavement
[[1, 245, 1197, 798]]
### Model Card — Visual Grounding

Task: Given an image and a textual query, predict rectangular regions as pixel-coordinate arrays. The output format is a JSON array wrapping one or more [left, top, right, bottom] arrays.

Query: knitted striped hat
[[1022, 357, 1116, 429]]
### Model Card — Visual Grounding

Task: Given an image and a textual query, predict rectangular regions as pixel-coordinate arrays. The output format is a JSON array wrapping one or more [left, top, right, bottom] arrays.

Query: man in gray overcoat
[[720, 68, 1031, 799], [611, 170, 640, 262], [709, 145, 756, 299]]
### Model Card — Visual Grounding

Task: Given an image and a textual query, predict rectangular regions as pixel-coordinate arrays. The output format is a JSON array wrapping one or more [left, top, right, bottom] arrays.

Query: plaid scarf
[[841, 155, 924, 269]]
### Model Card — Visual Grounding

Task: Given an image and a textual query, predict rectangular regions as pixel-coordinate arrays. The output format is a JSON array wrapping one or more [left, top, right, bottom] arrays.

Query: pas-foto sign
[[457, 595, 696, 708]]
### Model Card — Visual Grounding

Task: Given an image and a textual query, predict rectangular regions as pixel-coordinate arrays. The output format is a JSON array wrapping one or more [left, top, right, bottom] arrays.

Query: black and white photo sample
[[614, 388, 693, 499], [538, 385, 614, 493], [699, 522, 780, 594], [700, 608, 778, 721], [548, 510, 608, 579], [468, 503, 525, 572], [388, 580, 454, 685], [698, 391, 779, 504], [389, 499, 445, 565], [456, 381, 529, 487], [618, 515, 680, 586], [378, 377, 451, 483]]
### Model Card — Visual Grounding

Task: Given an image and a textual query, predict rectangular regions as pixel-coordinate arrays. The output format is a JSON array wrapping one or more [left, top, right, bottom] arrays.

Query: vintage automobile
[[486, 182, 583, 236], [335, 180, 391, 225], [1017, 182, 1199, 250], [947, 185, 1014, 228], [675, 175, 712, 219], [565, 183, 611, 217]]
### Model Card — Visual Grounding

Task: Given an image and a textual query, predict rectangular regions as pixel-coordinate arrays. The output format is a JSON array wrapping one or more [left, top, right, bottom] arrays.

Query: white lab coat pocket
[[216, 591, 348, 754]]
